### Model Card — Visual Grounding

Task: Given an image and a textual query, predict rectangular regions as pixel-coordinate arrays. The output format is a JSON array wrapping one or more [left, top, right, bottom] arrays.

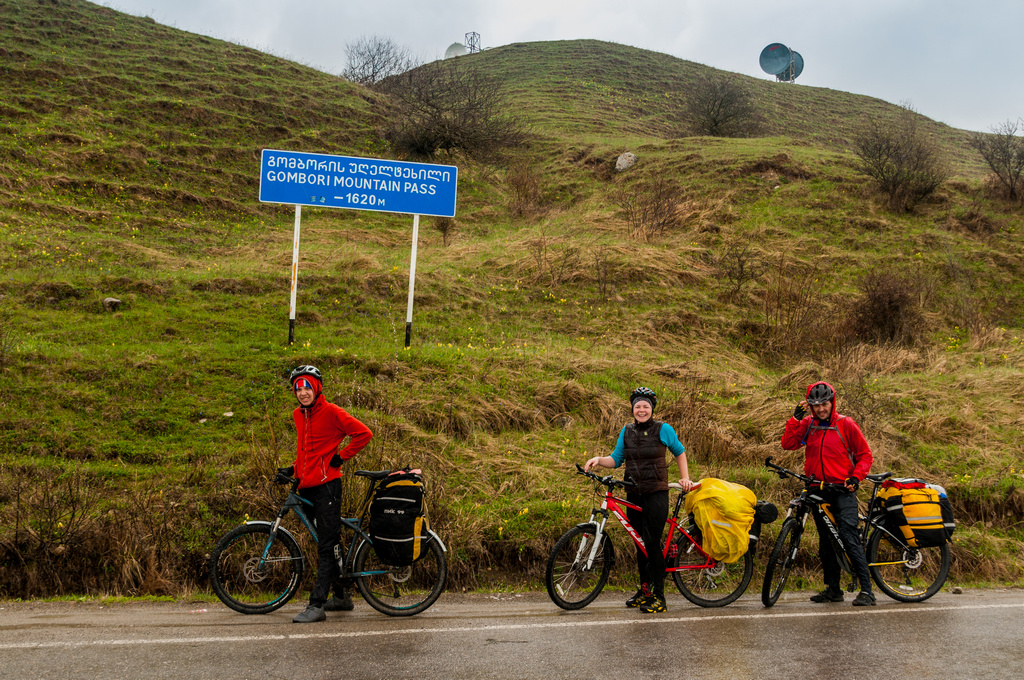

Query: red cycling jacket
[[780, 384, 872, 484], [292, 394, 373, 489]]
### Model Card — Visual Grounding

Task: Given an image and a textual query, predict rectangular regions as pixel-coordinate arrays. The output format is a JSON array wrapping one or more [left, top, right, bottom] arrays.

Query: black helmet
[[806, 382, 834, 406], [289, 364, 322, 386], [630, 386, 657, 410]]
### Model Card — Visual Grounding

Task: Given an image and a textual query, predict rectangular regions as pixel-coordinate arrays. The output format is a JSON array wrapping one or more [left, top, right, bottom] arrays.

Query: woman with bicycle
[[781, 381, 876, 606], [278, 365, 373, 623], [584, 387, 697, 613]]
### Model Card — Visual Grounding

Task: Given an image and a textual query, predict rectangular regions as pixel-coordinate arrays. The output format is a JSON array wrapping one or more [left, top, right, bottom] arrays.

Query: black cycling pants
[[626, 489, 669, 598], [300, 478, 343, 608], [812, 488, 872, 593]]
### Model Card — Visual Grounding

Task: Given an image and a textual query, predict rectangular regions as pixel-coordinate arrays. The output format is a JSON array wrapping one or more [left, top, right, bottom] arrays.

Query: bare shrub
[[970, 119, 1024, 202], [759, 256, 826, 361], [526, 235, 583, 286], [846, 269, 927, 346], [342, 35, 418, 87], [715, 240, 767, 295], [613, 178, 680, 241], [684, 73, 760, 138], [380, 60, 525, 159], [506, 160, 543, 217], [853, 103, 949, 211], [432, 216, 456, 246]]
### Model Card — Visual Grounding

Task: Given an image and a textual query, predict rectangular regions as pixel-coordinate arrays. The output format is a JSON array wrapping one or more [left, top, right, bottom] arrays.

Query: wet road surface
[[1, 589, 1022, 679]]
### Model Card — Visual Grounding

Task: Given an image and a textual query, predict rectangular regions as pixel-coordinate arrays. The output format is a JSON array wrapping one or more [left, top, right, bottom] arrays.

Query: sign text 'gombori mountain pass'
[[259, 149, 458, 218]]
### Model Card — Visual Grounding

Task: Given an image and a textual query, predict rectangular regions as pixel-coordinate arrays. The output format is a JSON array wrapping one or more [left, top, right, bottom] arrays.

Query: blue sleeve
[[660, 423, 686, 457], [610, 427, 627, 467]]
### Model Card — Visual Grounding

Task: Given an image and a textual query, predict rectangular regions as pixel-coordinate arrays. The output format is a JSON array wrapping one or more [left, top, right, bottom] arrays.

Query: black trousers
[[626, 489, 669, 598], [812, 488, 872, 593], [299, 478, 343, 607]]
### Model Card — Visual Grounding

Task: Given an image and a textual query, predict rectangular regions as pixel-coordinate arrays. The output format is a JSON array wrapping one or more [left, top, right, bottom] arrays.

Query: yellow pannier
[[684, 478, 757, 563]]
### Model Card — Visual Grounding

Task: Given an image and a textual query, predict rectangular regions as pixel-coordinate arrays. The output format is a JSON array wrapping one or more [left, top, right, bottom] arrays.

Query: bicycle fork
[[577, 510, 610, 570]]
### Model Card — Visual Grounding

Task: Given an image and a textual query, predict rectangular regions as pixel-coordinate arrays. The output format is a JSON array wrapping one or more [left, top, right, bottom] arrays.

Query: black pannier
[[368, 469, 429, 566]]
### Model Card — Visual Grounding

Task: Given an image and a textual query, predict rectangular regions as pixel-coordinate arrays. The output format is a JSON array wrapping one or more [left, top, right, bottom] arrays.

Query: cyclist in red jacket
[[781, 381, 876, 606], [278, 365, 373, 623]]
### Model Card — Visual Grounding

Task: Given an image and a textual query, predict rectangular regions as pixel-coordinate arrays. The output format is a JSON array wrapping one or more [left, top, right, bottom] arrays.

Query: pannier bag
[[878, 478, 955, 548], [683, 478, 757, 563], [369, 468, 429, 566]]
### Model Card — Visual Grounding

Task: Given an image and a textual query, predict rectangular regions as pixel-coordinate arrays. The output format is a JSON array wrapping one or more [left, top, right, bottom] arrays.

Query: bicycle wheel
[[545, 524, 613, 610], [353, 536, 447, 616], [867, 527, 951, 602], [761, 517, 802, 607], [209, 523, 304, 614], [672, 533, 754, 608]]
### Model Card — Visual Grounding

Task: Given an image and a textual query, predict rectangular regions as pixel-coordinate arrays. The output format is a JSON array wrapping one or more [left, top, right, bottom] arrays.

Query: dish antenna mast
[[759, 43, 803, 82], [465, 31, 480, 54]]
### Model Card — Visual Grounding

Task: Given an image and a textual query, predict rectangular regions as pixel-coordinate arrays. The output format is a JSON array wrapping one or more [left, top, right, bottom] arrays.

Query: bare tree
[[853, 103, 949, 212], [342, 35, 418, 87], [379, 60, 525, 159], [684, 73, 760, 137], [970, 119, 1024, 202]]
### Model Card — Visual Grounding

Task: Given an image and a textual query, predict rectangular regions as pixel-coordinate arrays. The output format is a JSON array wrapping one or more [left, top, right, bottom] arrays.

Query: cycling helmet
[[289, 364, 322, 387], [805, 382, 835, 406], [629, 386, 657, 411]]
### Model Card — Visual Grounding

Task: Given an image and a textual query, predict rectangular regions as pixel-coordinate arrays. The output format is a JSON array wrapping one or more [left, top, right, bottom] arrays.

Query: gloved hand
[[793, 403, 807, 420], [844, 477, 860, 492], [329, 454, 343, 468], [274, 466, 295, 484]]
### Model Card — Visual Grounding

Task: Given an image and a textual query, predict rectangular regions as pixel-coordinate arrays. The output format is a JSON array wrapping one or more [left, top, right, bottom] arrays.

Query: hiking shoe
[[809, 587, 844, 603], [852, 591, 877, 607], [626, 583, 652, 608], [639, 596, 667, 613], [324, 591, 354, 611], [292, 605, 326, 623]]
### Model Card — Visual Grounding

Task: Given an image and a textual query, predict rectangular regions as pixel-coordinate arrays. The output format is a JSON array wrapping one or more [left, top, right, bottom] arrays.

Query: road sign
[[259, 149, 458, 218]]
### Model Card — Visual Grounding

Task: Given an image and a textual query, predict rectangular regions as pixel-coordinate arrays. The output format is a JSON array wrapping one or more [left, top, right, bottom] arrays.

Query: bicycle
[[545, 464, 768, 610], [209, 469, 448, 617], [760, 456, 951, 607]]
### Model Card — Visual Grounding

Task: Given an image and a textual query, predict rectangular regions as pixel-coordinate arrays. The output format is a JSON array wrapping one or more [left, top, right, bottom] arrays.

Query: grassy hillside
[[2, 0, 1023, 599]]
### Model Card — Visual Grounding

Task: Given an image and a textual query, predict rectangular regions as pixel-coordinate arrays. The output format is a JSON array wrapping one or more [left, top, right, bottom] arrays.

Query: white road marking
[[2, 602, 1022, 650]]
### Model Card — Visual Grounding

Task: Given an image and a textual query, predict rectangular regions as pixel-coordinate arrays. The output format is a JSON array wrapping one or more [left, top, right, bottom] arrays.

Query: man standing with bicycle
[[584, 387, 697, 613], [278, 365, 373, 623], [781, 381, 876, 606]]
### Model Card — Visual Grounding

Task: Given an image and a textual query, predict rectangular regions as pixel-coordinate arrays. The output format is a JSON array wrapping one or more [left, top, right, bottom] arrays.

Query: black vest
[[623, 420, 668, 494]]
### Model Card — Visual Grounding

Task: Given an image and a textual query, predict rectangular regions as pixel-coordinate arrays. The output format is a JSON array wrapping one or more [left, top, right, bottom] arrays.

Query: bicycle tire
[[545, 524, 613, 610], [209, 523, 304, 615], [761, 517, 802, 607], [353, 536, 447, 616], [867, 526, 951, 602], [672, 533, 754, 608]]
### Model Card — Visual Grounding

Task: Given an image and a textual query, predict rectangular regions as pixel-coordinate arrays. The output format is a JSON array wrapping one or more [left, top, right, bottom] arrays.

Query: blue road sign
[[259, 149, 458, 217]]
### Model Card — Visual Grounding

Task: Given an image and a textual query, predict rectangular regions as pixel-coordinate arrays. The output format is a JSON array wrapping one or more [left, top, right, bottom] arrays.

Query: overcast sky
[[94, 0, 1023, 133]]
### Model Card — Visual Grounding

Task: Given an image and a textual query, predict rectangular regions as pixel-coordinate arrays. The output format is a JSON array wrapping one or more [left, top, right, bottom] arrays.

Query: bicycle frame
[[577, 481, 712, 574]]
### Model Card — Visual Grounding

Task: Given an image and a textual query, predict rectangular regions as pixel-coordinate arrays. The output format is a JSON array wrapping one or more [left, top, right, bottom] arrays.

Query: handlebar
[[574, 464, 700, 492], [764, 456, 847, 492]]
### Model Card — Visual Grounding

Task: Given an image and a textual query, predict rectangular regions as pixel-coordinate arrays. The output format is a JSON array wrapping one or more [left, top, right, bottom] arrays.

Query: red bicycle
[[545, 464, 767, 609]]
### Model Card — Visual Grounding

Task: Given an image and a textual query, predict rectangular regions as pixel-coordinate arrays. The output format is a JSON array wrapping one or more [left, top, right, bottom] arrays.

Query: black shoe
[[639, 596, 667, 613], [809, 587, 844, 603], [324, 591, 354, 611], [626, 584, 652, 608], [293, 605, 326, 623], [852, 591, 877, 606]]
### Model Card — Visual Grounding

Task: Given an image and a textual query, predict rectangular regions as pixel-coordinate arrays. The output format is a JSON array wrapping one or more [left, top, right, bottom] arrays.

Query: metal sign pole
[[288, 204, 301, 345], [404, 214, 420, 348]]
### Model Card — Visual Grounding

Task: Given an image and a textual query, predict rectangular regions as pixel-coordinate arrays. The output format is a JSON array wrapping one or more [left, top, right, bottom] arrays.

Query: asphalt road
[[1, 589, 1022, 680]]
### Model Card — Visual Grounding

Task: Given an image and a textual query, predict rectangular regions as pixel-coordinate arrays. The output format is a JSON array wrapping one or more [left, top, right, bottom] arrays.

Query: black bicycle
[[209, 469, 447, 617], [761, 457, 951, 607]]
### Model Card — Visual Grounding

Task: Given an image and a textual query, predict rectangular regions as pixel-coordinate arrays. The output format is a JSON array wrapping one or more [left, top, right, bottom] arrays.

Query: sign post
[[259, 150, 457, 347]]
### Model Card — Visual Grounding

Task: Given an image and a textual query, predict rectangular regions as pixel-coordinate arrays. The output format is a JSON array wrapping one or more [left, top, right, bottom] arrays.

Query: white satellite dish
[[444, 42, 467, 58]]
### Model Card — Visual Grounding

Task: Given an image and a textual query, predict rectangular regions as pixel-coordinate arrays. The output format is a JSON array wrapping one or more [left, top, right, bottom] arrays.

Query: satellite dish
[[759, 43, 792, 76], [444, 43, 467, 59]]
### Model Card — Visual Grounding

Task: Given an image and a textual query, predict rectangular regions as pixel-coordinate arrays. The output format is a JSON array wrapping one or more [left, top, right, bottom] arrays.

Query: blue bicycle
[[209, 469, 447, 617]]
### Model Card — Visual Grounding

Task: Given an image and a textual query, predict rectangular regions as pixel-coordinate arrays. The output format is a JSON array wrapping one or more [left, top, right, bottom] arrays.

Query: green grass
[[1, 0, 1024, 598]]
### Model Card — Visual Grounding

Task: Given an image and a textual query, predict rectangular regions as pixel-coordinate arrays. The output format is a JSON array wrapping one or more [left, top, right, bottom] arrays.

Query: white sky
[[93, 0, 1024, 133]]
